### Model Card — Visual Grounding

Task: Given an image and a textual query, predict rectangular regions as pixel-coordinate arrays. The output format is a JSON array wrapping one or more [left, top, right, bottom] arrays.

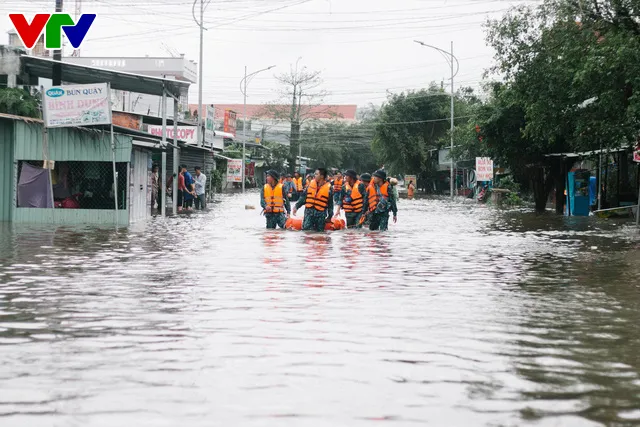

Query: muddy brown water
[[0, 193, 639, 426]]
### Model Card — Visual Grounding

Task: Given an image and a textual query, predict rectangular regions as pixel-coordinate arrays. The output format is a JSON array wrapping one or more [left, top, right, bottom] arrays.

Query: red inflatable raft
[[285, 217, 346, 231]]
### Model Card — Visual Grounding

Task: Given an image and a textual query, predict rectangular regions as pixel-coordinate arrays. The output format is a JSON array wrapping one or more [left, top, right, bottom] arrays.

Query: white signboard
[[404, 175, 417, 186], [227, 159, 243, 183], [476, 157, 494, 182], [148, 125, 197, 145], [43, 83, 111, 128], [204, 105, 216, 146]]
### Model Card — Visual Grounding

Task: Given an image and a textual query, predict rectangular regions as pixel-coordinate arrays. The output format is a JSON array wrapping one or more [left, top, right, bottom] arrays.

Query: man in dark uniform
[[358, 173, 372, 227], [335, 169, 368, 228], [260, 170, 290, 229], [366, 169, 398, 231], [293, 168, 334, 232]]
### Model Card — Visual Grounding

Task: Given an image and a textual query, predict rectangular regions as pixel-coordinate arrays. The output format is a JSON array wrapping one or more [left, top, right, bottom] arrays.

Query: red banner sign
[[224, 109, 237, 136]]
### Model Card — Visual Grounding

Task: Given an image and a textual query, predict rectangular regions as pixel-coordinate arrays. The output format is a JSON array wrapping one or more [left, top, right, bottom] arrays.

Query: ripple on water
[[0, 194, 638, 427]]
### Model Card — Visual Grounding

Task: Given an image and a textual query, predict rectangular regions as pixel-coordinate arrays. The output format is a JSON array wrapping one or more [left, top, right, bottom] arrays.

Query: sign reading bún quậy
[[43, 83, 111, 128], [475, 157, 494, 182]]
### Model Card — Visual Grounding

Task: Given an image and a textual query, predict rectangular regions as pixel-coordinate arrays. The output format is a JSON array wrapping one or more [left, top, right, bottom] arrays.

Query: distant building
[[188, 103, 358, 145]]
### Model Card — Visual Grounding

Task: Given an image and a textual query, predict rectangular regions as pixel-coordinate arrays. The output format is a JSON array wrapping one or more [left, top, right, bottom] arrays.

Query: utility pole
[[242, 65, 247, 194], [52, 0, 63, 85], [193, 0, 205, 147], [450, 41, 455, 200]]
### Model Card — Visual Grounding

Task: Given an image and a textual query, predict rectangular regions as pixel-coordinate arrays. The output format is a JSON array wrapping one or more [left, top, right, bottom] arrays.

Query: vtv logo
[[9, 13, 96, 50]]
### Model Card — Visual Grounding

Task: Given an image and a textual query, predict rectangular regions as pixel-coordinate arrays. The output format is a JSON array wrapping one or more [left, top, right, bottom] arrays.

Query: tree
[[262, 140, 290, 172], [476, 0, 640, 212], [0, 88, 40, 118], [302, 120, 378, 173], [260, 62, 332, 173]]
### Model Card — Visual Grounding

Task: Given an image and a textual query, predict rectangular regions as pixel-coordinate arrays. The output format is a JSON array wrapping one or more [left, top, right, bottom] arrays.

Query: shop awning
[[22, 55, 189, 99]]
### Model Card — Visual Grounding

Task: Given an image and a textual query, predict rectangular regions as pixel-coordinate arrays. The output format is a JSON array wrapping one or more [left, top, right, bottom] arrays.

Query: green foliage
[[0, 88, 40, 118], [485, 0, 640, 152], [209, 167, 225, 192], [263, 140, 290, 171], [302, 119, 379, 174]]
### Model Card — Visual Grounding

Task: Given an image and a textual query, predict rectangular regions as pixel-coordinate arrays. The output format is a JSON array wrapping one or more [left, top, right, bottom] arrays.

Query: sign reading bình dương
[[43, 83, 111, 128], [475, 157, 494, 181]]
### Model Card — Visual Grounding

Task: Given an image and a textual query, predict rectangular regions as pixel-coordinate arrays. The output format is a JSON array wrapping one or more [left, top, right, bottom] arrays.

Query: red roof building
[[189, 104, 357, 121]]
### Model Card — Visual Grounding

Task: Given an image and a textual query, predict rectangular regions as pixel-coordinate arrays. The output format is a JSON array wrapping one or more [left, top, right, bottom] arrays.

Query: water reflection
[[0, 193, 638, 426]]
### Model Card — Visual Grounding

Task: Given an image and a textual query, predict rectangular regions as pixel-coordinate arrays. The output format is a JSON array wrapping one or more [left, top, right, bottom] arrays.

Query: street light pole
[[414, 40, 459, 199], [239, 65, 276, 194]]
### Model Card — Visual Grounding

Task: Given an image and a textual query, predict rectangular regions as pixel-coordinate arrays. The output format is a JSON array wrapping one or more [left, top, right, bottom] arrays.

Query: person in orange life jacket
[[260, 170, 290, 229], [304, 174, 313, 190], [293, 167, 334, 232], [335, 169, 369, 228], [332, 170, 344, 207], [294, 172, 304, 193], [367, 169, 397, 231], [283, 174, 298, 202], [358, 173, 372, 226]]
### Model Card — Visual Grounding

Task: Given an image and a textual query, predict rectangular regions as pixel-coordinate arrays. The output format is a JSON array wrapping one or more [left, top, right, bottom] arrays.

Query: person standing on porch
[[194, 166, 207, 210]]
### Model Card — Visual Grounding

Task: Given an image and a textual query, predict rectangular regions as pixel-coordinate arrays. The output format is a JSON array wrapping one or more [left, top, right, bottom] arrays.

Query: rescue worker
[[365, 169, 397, 231], [294, 172, 304, 197], [283, 174, 297, 201], [260, 170, 290, 229], [332, 170, 344, 207], [335, 169, 368, 228], [304, 174, 313, 190], [358, 173, 372, 227], [293, 168, 334, 232]]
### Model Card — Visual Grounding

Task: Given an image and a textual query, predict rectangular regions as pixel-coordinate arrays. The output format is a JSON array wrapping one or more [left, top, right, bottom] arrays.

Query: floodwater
[[0, 193, 639, 427]]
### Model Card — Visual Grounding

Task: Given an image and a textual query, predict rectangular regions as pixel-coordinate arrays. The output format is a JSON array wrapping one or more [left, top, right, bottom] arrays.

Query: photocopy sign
[[43, 83, 111, 128], [475, 157, 494, 181], [227, 159, 243, 183], [148, 125, 197, 145]]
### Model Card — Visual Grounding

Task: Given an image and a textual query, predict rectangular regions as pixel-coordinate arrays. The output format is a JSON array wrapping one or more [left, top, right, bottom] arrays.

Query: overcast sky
[[0, 0, 536, 107]]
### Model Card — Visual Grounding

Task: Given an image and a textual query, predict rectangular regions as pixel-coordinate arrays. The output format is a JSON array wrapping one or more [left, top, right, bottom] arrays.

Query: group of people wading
[[260, 167, 398, 232]]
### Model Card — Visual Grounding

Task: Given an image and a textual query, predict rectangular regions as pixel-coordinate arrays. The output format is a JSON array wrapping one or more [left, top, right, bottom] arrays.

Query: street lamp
[[240, 65, 276, 193], [414, 40, 459, 199]]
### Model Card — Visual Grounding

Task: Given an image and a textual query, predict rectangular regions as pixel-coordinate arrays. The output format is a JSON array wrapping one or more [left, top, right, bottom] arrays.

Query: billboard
[[227, 159, 243, 183], [224, 109, 237, 136], [475, 157, 494, 181], [43, 83, 111, 128]]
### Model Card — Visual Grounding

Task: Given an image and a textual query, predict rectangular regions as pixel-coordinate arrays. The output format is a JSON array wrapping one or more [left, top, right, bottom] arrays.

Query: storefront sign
[[476, 157, 494, 181], [204, 105, 218, 148], [148, 125, 197, 145], [43, 83, 111, 128], [224, 109, 237, 136], [227, 159, 243, 183], [634, 144, 640, 162]]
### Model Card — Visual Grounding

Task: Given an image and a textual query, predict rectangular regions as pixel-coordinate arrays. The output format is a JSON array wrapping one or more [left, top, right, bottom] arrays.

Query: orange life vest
[[407, 182, 415, 198], [295, 177, 303, 192], [343, 181, 364, 213], [264, 183, 285, 213], [368, 181, 389, 212], [305, 180, 331, 212], [333, 177, 343, 193]]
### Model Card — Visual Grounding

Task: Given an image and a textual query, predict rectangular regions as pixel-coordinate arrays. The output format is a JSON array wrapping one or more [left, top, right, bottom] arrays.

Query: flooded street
[[1, 194, 639, 427]]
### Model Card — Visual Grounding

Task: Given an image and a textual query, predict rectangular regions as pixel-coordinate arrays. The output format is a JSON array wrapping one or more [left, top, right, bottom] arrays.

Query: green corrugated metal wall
[[13, 121, 132, 162], [0, 119, 14, 221]]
